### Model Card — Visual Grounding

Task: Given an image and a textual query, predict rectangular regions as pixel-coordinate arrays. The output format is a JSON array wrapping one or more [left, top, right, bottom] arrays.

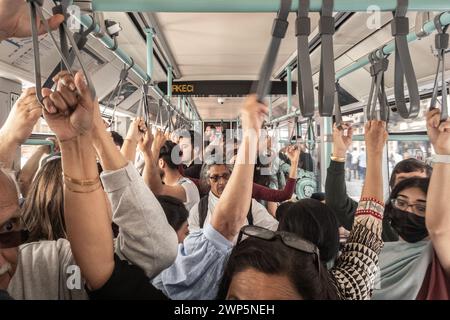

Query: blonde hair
[[21, 158, 66, 242]]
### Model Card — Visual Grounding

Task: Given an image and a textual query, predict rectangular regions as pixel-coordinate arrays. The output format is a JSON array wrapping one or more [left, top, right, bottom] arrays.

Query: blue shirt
[[152, 223, 233, 300]]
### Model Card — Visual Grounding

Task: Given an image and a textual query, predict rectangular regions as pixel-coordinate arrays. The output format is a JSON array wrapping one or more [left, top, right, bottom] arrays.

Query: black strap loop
[[366, 47, 390, 122], [255, 0, 292, 103], [391, 0, 420, 119], [296, 0, 315, 118], [318, 0, 335, 117], [430, 13, 449, 122]]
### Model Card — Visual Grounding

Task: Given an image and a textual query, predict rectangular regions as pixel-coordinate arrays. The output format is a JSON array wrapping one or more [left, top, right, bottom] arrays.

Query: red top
[[416, 250, 450, 300]]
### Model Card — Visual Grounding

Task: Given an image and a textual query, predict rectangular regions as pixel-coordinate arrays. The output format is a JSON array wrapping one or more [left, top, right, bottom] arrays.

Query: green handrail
[[23, 139, 55, 154], [92, 0, 450, 12]]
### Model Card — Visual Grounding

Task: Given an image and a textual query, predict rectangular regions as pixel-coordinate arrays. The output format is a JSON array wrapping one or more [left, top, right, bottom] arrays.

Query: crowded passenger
[[141, 130, 200, 211], [326, 122, 432, 241], [188, 154, 279, 237]]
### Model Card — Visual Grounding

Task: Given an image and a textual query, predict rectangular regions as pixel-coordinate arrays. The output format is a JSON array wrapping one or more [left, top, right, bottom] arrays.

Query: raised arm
[[211, 96, 268, 241], [120, 117, 145, 163], [42, 71, 113, 290], [252, 146, 298, 202], [0, 88, 41, 169], [331, 121, 387, 300], [325, 123, 358, 230], [92, 109, 178, 278], [425, 109, 450, 275], [141, 130, 187, 201]]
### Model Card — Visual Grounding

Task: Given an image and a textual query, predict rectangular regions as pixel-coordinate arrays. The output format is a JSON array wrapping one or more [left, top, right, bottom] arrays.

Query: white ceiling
[[1, 3, 449, 122]]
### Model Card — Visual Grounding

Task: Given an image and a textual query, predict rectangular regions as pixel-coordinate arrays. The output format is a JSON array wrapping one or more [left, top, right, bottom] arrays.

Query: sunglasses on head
[[236, 225, 321, 276]]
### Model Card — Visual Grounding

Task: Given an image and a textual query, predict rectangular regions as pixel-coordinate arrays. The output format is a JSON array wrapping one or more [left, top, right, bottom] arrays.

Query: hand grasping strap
[[430, 13, 449, 122]]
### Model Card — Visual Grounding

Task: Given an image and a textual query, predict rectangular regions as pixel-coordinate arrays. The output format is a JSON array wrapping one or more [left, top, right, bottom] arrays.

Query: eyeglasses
[[391, 198, 426, 215], [208, 173, 230, 182], [236, 225, 321, 276]]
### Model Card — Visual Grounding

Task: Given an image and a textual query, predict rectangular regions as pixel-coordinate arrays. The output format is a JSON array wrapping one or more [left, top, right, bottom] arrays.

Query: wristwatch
[[431, 154, 450, 164]]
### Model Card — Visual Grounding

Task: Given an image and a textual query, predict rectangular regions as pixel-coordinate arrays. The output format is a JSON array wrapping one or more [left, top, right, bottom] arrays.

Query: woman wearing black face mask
[[386, 178, 429, 243], [372, 109, 450, 300]]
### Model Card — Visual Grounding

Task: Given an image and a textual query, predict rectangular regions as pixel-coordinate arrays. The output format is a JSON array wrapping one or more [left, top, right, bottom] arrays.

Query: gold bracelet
[[330, 155, 346, 162], [63, 173, 100, 186], [64, 182, 102, 194]]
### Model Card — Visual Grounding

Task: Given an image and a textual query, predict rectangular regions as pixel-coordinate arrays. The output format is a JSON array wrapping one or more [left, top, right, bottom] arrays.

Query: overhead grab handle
[[296, 0, 315, 118], [392, 0, 420, 119], [414, 11, 434, 39], [366, 47, 390, 122], [27, 0, 96, 106], [430, 13, 449, 122], [318, 0, 335, 117], [255, 0, 292, 103]]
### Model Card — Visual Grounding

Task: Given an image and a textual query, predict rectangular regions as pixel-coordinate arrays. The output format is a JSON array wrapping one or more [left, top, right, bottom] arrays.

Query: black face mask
[[387, 207, 428, 243]]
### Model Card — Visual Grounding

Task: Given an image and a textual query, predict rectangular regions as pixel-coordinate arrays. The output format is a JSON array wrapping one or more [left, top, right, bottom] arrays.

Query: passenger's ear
[[158, 158, 165, 169]]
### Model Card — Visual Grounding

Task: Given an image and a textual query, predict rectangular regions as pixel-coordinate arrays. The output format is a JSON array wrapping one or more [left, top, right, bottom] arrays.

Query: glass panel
[[344, 141, 366, 201], [388, 98, 430, 133], [387, 139, 434, 176], [20, 145, 41, 169]]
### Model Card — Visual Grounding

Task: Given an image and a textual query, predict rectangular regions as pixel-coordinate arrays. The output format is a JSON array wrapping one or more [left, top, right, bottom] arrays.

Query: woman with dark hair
[[216, 120, 388, 300], [277, 199, 340, 264], [156, 195, 189, 243], [372, 108, 450, 300], [217, 236, 338, 300]]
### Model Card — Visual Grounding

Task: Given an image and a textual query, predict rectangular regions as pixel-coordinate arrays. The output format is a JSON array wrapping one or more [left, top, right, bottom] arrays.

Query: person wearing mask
[[372, 109, 450, 299], [326, 123, 432, 241]]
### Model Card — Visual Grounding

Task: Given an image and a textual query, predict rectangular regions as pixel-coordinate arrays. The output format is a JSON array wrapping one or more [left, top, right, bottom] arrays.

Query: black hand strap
[[27, 0, 96, 106], [318, 0, 335, 117], [366, 48, 390, 122], [392, 0, 420, 119], [430, 13, 449, 122], [43, 21, 96, 89], [296, 0, 314, 117], [255, 0, 292, 102]]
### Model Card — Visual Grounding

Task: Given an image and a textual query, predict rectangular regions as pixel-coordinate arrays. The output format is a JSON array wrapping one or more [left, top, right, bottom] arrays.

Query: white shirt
[[177, 177, 200, 211], [188, 191, 279, 243]]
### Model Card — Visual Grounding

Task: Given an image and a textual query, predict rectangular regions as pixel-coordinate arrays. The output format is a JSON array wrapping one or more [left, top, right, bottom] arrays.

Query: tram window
[[344, 141, 366, 201], [387, 140, 434, 175], [20, 145, 41, 169], [388, 99, 431, 133], [32, 117, 53, 134]]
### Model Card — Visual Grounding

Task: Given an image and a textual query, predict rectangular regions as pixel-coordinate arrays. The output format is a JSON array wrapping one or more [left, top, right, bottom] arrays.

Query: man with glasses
[[188, 156, 278, 239]]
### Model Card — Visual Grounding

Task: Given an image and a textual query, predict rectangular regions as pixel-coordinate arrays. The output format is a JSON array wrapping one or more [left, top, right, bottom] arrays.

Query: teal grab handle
[[23, 139, 55, 154]]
